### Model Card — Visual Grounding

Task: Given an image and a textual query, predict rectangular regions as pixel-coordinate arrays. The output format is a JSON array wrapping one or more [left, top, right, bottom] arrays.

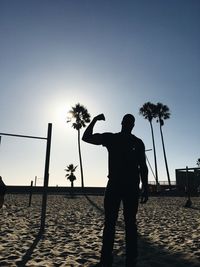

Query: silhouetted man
[[82, 114, 148, 267]]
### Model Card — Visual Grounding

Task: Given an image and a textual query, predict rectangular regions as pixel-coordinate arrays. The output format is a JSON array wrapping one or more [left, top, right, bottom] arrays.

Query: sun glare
[[46, 100, 68, 128], [56, 105, 70, 125]]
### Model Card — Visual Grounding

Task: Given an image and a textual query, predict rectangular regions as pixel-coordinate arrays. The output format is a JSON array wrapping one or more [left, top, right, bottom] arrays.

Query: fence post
[[28, 180, 33, 207], [184, 166, 192, 207]]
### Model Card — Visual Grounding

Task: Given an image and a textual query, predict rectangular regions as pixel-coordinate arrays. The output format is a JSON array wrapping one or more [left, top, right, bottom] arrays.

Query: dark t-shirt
[[98, 132, 146, 186]]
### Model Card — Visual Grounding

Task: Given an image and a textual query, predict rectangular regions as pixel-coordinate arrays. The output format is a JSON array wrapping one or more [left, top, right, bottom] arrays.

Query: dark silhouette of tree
[[155, 102, 171, 189], [139, 102, 159, 187], [197, 158, 200, 167], [65, 164, 77, 188], [67, 103, 91, 188]]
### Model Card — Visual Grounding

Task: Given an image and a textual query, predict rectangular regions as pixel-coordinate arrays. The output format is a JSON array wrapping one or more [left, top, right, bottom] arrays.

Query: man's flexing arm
[[82, 114, 105, 145]]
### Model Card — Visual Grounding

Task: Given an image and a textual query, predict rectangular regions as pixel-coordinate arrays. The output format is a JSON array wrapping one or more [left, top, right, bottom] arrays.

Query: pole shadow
[[85, 195, 104, 214], [16, 230, 43, 267]]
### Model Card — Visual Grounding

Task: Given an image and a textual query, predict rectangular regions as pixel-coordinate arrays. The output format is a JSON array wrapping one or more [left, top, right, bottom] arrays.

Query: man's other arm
[[139, 141, 149, 203]]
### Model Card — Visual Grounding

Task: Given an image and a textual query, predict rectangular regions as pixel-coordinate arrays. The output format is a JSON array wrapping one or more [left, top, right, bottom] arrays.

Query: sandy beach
[[0, 194, 200, 267]]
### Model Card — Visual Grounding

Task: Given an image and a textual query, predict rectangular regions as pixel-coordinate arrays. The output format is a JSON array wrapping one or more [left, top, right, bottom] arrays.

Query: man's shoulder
[[101, 132, 114, 138], [102, 132, 114, 135], [100, 132, 114, 145], [131, 134, 145, 146]]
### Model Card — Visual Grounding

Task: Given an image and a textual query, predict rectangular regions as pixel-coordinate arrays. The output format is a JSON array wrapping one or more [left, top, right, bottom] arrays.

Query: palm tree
[[139, 102, 159, 187], [155, 102, 171, 189], [65, 164, 77, 188], [67, 103, 91, 188]]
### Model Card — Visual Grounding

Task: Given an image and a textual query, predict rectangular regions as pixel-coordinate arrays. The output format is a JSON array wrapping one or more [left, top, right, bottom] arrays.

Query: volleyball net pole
[[0, 123, 52, 234], [40, 123, 52, 233]]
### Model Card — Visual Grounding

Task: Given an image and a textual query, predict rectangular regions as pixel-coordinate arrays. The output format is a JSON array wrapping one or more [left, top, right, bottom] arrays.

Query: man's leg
[[123, 192, 139, 266], [100, 184, 121, 266]]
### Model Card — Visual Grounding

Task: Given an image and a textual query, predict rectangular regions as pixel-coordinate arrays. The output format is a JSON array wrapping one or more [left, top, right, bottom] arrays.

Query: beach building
[[175, 167, 200, 195]]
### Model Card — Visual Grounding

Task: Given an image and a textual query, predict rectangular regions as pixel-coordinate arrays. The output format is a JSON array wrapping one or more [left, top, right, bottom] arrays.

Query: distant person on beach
[[0, 176, 7, 208], [82, 114, 148, 267]]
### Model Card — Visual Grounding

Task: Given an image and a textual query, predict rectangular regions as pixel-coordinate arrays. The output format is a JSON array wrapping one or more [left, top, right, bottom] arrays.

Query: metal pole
[[40, 123, 52, 233], [184, 166, 192, 208], [145, 154, 156, 180], [28, 180, 33, 207], [0, 132, 46, 140], [34, 176, 37, 186]]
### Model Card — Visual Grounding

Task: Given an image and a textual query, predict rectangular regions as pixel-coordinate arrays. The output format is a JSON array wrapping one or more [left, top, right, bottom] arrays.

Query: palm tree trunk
[[150, 121, 159, 188], [159, 124, 171, 189], [78, 129, 84, 188]]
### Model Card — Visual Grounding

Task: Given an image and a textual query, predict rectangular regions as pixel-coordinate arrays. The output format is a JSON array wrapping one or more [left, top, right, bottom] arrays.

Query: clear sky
[[0, 0, 199, 187]]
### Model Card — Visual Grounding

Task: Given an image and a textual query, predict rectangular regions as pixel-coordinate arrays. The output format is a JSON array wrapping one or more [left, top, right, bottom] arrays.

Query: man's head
[[121, 114, 135, 133]]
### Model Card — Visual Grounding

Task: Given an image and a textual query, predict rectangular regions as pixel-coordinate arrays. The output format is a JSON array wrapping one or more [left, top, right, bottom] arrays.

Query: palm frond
[[155, 102, 171, 125], [67, 103, 91, 130], [139, 102, 157, 121]]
